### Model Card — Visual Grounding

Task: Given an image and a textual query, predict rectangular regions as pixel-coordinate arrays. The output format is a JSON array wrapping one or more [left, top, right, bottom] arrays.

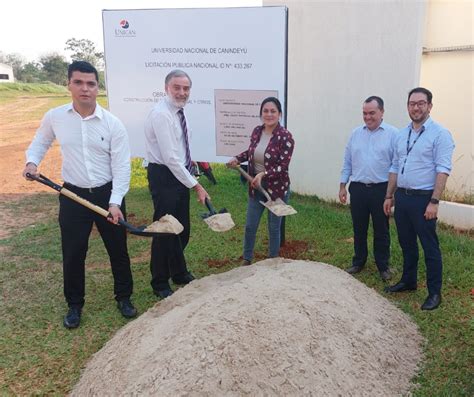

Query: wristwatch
[[430, 198, 440, 205], [109, 203, 121, 208]]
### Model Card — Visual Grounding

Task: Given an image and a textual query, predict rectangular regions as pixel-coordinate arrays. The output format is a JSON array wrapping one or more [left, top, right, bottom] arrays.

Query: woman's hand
[[226, 157, 239, 169], [251, 172, 265, 189]]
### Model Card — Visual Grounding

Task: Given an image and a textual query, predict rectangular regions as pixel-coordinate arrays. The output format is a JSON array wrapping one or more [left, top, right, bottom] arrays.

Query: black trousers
[[349, 182, 390, 271], [394, 190, 442, 295], [58, 182, 133, 308], [147, 163, 191, 291]]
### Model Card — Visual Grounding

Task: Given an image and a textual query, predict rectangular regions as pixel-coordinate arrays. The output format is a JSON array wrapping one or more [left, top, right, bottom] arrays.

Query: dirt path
[[0, 96, 63, 239]]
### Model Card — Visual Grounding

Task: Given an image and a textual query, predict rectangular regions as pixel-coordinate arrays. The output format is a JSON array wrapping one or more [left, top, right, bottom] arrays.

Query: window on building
[[0, 74, 10, 80]]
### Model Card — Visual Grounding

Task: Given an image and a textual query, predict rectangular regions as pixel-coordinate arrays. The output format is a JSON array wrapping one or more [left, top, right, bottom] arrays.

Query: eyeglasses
[[408, 100, 428, 108]]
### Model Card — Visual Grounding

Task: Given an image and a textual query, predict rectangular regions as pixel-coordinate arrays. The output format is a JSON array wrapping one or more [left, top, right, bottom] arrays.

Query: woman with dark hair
[[227, 97, 295, 266]]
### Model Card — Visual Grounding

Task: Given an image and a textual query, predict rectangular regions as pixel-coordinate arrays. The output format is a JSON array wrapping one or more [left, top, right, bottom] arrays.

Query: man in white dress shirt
[[23, 61, 136, 328], [144, 70, 208, 299]]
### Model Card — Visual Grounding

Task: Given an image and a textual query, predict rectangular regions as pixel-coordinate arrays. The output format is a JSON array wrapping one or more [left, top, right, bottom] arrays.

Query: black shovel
[[26, 173, 168, 237]]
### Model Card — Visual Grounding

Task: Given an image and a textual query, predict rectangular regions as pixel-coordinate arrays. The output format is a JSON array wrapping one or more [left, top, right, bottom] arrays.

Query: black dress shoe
[[384, 281, 417, 293], [241, 259, 251, 266], [117, 298, 138, 318], [379, 269, 392, 281], [172, 272, 195, 285], [346, 265, 363, 275], [154, 288, 174, 299], [421, 294, 441, 310], [63, 307, 81, 329]]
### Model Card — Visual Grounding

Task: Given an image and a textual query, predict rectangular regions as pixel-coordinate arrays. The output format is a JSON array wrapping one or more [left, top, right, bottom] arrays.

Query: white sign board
[[102, 7, 287, 162]]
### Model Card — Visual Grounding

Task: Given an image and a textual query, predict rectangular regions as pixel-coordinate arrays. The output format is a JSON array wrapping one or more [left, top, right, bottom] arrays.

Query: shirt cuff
[[435, 166, 451, 174], [109, 193, 123, 206]]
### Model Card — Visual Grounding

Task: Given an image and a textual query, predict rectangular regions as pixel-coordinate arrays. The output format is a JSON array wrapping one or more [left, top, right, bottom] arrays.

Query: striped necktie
[[177, 108, 193, 172]]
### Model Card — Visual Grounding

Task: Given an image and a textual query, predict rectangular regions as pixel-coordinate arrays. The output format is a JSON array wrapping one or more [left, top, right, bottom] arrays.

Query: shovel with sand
[[201, 198, 235, 232], [236, 166, 297, 217], [26, 173, 183, 237]]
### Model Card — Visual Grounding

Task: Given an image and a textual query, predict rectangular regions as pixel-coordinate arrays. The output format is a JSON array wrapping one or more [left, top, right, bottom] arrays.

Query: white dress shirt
[[26, 103, 131, 205], [144, 97, 197, 188]]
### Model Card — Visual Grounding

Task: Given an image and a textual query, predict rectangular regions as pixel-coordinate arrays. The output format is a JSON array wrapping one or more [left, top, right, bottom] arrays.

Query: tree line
[[0, 38, 105, 88]]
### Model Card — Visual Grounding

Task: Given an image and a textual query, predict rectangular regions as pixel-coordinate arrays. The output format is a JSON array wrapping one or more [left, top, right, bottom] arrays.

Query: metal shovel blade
[[235, 166, 297, 217], [259, 198, 297, 217], [203, 213, 235, 232], [201, 198, 235, 232]]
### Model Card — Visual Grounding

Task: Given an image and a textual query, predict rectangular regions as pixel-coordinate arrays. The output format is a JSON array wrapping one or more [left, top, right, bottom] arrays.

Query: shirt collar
[[67, 102, 102, 119], [408, 116, 432, 131], [363, 120, 385, 132]]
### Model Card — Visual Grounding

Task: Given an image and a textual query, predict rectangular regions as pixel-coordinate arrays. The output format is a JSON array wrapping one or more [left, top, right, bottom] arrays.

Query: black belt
[[351, 181, 388, 188], [149, 162, 167, 168], [397, 188, 433, 196], [63, 181, 112, 194]]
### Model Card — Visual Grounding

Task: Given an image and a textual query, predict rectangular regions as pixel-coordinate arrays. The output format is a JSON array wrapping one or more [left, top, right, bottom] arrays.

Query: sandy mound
[[72, 259, 424, 396]]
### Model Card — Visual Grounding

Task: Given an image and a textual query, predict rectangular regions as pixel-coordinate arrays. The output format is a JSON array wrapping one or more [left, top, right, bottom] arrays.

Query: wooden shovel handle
[[60, 188, 110, 218], [236, 166, 271, 201]]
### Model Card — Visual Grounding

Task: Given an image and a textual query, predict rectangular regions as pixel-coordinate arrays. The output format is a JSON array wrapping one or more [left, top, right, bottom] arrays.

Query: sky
[[2, 0, 261, 62]]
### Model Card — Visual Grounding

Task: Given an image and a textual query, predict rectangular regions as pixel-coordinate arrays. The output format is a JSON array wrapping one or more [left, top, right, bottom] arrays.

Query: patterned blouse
[[236, 123, 295, 200]]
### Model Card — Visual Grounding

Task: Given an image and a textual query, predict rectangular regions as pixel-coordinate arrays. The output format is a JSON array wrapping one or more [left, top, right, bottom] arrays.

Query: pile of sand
[[72, 259, 424, 396]]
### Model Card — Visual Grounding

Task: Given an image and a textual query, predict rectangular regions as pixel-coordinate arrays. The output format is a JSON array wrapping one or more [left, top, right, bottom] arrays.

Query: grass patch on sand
[[0, 163, 473, 395]]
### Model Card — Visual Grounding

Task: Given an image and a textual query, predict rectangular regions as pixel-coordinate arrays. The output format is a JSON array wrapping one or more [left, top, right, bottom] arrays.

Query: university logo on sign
[[115, 19, 136, 37]]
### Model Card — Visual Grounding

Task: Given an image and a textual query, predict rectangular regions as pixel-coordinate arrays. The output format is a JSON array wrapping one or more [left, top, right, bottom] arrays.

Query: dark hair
[[68, 61, 98, 82], [259, 97, 282, 116], [165, 69, 192, 87], [408, 87, 433, 104], [364, 96, 384, 110]]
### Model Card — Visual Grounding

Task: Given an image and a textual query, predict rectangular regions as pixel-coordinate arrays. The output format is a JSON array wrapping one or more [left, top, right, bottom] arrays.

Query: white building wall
[[0, 63, 15, 83], [420, 0, 473, 198], [263, 0, 426, 199]]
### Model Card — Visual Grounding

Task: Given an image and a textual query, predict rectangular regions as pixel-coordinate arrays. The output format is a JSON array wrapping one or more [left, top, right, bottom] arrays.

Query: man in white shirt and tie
[[144, 70, 209, 299], [23, 61, 136, 328]]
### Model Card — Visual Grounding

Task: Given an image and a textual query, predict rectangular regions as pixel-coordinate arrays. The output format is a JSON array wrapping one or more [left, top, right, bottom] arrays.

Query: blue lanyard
[[401, 127, 424, 175]]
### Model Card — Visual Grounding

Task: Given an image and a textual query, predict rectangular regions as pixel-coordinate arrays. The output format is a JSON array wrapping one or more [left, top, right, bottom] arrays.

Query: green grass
[[0, 82, 68, 97], [0, 82, 106, 106], [0, 162, 473, 395]]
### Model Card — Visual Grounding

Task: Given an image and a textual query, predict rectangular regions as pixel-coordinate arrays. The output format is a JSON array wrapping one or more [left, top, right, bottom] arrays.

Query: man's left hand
[[108, 206, 124, 224], [424, 202, 439, 220]]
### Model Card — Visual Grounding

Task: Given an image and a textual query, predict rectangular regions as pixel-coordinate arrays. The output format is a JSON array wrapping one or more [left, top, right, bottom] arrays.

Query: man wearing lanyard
[[383, 87, 455, 310], [339, 96, 397, 281], [145, 70, 209, 299], [23, 61, 136, 328]]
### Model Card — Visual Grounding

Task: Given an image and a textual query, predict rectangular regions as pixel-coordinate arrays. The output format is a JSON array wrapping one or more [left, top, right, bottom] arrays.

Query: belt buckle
[[405, 188, 413, 195], [364, 183, 373, 187], [88, 187, 94, 193]]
